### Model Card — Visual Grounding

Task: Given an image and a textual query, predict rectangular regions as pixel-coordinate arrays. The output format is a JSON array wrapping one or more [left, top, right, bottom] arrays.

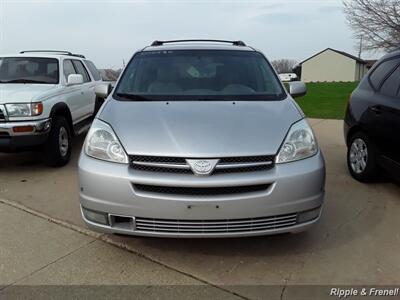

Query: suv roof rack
[[19, 50, 86, 58], [150, 39, 246, 47]]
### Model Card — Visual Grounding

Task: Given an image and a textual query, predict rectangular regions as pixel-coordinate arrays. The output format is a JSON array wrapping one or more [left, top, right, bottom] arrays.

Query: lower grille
[[135, 213, 298, 233], [133, 184, 270, 196]]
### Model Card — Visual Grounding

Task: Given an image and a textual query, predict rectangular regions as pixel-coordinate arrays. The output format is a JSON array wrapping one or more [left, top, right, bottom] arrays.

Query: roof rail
[[19, 50, 86, 58], [150, 39, 246, 47]]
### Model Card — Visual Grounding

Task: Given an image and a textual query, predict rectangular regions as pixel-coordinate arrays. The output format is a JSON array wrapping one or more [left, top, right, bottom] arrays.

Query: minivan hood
[[0, 84, 57, 104], [100, 98, 302, 157]]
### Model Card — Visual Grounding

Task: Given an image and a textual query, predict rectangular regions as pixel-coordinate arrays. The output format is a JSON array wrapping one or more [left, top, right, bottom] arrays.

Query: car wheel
[[94, 97, 104, 114], [45, 115, 72, 167], [347, 132, 379, 182]]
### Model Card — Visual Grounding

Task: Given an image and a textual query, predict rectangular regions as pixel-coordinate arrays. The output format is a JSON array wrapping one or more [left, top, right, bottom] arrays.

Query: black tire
[[347, 131, 379, 182], [44, 115, 72, 167], [94, 97, 104, 114]]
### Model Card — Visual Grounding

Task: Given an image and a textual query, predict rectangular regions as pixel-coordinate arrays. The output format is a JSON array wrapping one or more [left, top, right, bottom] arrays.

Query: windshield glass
[[115, 50, 285, 101], [0, 57, 59, 84]]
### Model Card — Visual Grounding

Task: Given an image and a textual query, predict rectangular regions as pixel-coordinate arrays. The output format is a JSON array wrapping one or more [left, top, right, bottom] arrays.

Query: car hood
[[100, 98, 302, 157], [0, 84, 57, 104]]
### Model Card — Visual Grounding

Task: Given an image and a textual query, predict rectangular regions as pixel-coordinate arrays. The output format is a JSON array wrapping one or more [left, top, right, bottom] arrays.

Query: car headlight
[[276, 119, 317, 163], [6, 103, 43, 117], [84, 119, 128, 164]]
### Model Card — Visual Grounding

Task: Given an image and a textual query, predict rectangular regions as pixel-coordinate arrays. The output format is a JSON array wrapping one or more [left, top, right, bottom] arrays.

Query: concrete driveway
[[0, 119, 399, 299]]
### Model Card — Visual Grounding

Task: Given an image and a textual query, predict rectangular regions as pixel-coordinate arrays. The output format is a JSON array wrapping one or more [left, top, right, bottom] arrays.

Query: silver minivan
[[78, 40, 325, 238]]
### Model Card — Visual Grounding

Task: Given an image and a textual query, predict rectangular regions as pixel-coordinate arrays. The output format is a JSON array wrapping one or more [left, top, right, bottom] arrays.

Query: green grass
[[294, 82, 358, 119]]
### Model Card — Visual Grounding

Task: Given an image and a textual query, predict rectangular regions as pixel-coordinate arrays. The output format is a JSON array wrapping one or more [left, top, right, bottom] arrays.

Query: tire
[[347, 131, 379, 182], [94, 97, 104, 114], [44, 115, 72, 167]]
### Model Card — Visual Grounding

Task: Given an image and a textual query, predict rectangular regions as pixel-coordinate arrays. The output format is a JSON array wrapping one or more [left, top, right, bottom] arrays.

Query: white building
[[300, 48, 375, 82]]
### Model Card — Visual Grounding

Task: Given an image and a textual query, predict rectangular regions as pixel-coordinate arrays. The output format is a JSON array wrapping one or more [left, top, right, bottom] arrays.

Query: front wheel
[[347, 132, 379, 182], [94, 97, 104, 114], [44, 116, 72, 167]]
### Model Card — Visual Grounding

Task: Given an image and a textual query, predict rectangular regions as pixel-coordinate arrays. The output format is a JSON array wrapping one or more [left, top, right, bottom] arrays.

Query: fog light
[[82, 207, 109, 225], [297, 207, 321, 223]]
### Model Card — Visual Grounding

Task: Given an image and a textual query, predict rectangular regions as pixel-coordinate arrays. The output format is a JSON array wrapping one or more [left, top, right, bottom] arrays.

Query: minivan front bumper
[[78, 151, 325, 238]]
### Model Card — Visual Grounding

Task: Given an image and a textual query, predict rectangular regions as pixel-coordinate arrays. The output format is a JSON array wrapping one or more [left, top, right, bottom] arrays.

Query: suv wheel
[[94, 97, 104, 114], [347, 132, 379, 182], [45, 116, 72, 167]]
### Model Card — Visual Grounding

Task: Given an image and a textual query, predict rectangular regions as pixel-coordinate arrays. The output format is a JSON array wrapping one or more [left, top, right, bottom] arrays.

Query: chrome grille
[[130, 155, 275, 175], [130, 155, 185, 164], [135, 213, 298, 233], [133, 183, 270, 196], [0, 105, 6, 122]]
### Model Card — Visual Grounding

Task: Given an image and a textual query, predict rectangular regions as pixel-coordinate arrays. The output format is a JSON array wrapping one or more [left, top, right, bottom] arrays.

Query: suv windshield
[[0, 57, 59, 84], [115, 50, 285, 101]]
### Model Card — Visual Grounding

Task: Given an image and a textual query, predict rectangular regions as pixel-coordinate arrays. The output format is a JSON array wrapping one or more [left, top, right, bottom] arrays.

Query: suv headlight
[[84, 119, 128, 164], [6, 103, 43, 117], [276, 119, 317, 164]]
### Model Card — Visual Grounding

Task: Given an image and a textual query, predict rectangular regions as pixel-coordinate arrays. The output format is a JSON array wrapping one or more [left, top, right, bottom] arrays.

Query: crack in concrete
[[280, 278, 288, 300], [278, 204, 370, 293], [0, 198, 252, 300], [333, 205, 368, 233], [0, 239, 97, 291]]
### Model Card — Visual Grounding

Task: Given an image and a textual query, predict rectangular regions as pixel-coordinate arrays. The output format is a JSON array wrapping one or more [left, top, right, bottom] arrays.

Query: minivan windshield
[[115, 50, 285, 101], [0, 57, 59, 84]]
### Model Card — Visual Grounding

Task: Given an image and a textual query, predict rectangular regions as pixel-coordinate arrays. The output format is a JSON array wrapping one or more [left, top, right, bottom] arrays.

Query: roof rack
[[150, 39, 246, 47], [19, 50, 86, 58]]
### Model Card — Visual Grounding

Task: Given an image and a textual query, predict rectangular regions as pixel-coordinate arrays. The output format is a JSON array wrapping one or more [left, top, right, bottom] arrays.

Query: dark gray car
[[344, 50, 400, 182], [78, 40, 325, 238]]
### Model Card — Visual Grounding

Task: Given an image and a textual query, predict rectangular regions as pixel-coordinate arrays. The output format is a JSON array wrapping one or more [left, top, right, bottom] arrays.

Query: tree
[[270, 59, 298, 74], [343, 0, 400, 52]]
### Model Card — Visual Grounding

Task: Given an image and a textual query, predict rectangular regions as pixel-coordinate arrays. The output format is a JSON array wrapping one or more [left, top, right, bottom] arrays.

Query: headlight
[[6, 103, 43, 117], [276, 119, 317, 163], [84, 119, 128, 164]]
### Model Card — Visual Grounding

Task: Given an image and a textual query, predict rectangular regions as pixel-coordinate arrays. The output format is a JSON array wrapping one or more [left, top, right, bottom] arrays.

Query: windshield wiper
[[115, 93, 152, 101], [1, 79, 49, 84]]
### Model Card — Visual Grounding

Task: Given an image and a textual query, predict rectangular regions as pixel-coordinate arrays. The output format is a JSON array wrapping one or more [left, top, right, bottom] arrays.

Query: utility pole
[[358, 36, 363, 58]]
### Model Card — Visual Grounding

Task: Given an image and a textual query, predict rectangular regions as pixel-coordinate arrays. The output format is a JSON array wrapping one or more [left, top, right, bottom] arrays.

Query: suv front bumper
[[0, 119, 51, 152]]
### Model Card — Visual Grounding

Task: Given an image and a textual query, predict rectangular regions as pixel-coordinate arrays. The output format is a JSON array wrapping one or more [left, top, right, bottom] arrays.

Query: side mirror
[[67, 74, 83, 85], [288, 81, 307, 98], [94, 83, 111, 98]]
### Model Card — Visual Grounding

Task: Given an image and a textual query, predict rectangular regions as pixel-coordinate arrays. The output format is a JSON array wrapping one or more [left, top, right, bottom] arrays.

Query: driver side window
[[63, 60, 76, 82]]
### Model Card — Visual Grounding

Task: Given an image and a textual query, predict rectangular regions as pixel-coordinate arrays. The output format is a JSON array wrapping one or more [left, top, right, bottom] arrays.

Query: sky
[[0, 0, 371, 69]]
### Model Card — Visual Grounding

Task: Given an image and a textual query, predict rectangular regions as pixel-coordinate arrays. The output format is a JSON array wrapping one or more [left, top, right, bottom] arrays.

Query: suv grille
[[0, 105, 6, 122], [133, 183, 270, 196], [135, 213, 298, 234], [130, 155, 275, 175]]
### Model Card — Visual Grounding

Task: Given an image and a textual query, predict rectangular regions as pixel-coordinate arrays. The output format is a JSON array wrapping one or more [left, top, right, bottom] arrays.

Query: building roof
[[300, 48, 366, 65]]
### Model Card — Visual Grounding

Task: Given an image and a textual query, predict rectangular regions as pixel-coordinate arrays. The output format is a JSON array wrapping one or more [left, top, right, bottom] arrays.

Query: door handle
[[370, 106, 382, 115]]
